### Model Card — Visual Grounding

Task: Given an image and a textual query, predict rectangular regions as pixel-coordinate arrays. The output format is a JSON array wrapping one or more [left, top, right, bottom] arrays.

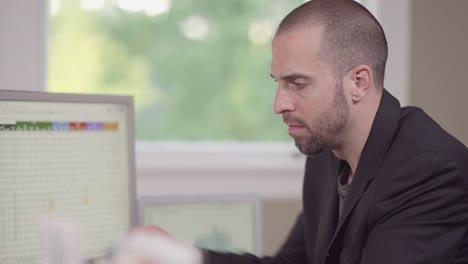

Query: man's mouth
[[283, 119, 306, 135], [288, 124, 305, 132]]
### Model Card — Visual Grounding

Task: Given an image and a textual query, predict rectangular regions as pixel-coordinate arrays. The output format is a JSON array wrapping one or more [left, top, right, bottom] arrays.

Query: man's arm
[[360, 152, 468, 264]]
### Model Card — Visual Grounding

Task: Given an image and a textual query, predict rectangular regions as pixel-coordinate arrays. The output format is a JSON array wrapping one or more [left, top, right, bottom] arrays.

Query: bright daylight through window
[[48, 0, 304, 141]]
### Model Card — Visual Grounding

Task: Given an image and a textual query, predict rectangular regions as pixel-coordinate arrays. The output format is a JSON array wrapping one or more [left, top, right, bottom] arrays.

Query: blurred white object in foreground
[[109, 232, 203, 264], [40, 217, 84, 264]]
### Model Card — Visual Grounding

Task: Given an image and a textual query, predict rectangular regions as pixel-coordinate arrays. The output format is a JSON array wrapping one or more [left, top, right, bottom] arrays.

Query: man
[[111, 0, 468, 263]]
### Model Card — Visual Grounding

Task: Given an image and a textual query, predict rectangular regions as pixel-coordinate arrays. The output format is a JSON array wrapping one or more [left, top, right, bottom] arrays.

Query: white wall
[[377, 0, 411, 106], [0, 0, 47, 91]]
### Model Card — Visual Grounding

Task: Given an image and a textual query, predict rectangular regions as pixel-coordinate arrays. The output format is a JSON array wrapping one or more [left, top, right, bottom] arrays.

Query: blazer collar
[[328, 89, 401, 248]]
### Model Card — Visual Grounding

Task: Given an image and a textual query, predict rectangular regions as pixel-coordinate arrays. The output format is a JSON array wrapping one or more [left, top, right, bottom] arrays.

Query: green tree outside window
[[49, 0, 302, 141]]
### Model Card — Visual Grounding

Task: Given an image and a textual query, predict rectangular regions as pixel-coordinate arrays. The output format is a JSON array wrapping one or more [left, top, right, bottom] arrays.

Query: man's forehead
[[272, 26, 324, 56], [271, 24, 331, 79], [272, 28, 323, 61]]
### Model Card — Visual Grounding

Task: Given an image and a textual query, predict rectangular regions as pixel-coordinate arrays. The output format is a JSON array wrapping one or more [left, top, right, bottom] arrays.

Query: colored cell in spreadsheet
[[104, 122, 118, 131], [52, 122, 70, 131], [86, 122, 99, 131]]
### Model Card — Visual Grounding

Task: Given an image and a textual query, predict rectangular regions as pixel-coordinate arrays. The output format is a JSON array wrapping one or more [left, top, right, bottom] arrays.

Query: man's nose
[[273, 86, 295, 114]]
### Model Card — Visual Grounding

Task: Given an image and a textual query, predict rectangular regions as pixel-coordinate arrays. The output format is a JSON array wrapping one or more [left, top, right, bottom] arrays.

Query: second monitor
[[137, 194, 263, 255]]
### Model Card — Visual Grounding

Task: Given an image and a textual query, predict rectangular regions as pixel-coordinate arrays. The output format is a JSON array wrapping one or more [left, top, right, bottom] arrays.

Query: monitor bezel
[[0, 89, 137, 260]]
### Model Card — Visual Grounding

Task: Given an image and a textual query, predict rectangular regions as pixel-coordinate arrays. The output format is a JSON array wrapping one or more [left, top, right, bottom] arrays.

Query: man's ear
[[348, 65, 372, 102]]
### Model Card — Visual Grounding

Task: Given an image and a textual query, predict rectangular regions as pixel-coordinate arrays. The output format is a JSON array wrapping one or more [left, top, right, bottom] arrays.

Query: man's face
[[271, 27, 349, 155]]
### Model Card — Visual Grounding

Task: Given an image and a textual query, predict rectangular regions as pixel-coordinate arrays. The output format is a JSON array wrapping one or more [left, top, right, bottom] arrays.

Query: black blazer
[[205, 90, 468, 264]]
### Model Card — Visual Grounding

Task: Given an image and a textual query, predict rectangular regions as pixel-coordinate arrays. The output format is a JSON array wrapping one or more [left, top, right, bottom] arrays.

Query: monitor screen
[[0, 90, 136, 264], [137, 194, 263, 255]]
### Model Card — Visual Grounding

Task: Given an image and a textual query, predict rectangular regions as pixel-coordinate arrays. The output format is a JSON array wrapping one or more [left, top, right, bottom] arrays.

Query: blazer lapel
[[327, 90, 401, 252], [315, 156, 344, 264], [315, 155, 340, 263]]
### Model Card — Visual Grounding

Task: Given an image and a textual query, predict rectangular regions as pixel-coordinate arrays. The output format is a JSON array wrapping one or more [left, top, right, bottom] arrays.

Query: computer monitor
[[137, 194, 263, 255], [0, 89, 136, 263]]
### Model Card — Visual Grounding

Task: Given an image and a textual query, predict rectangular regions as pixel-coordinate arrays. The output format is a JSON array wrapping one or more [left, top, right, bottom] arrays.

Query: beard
[[284, 82, 350, 156]]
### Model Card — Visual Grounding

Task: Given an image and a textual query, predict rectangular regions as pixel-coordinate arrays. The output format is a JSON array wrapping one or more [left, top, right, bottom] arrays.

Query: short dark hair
[[276, 0, 388, 88]]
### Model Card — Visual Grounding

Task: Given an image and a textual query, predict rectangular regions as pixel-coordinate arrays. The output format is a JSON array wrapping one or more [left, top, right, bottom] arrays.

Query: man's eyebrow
[[270, 73, 313, 82]]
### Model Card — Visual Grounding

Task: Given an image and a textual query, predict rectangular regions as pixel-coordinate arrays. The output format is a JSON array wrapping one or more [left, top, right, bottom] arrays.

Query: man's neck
[[332, 130, 367, 184], [332, 91, 382, 184]]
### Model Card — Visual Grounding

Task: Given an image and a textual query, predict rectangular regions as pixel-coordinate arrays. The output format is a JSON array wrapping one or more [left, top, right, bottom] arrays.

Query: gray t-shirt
[[337, 164, 351, 217]]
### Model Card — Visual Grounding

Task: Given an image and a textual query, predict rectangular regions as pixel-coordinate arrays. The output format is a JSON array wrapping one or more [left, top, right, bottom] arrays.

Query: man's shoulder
[[393, 106, 466, 157], [370, 107, 467, 211], [382, 105, 468, 177]]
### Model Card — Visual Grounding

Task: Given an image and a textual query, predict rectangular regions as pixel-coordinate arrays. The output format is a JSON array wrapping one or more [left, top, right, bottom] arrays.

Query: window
[[49, 0, 304, 141]]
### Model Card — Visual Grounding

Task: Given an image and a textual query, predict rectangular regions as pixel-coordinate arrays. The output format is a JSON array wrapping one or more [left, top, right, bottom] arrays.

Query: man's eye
[[291, 82, 306, 87]]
